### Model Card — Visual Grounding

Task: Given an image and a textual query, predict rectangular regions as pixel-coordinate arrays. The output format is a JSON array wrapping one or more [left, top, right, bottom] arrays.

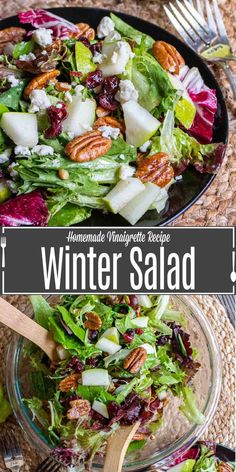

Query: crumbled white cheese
[[98, 126, 120, 140], [14, 145, 31, 156], [8, 162, 18, 178], [0, 148, 11, 164], [74, 84, 84, 95], [110, 41, 134, 69], [175, 175, 183, 181], [139, 140, 151, 153], [115, 79, 138, 103], [32, 145, 54, 156], [119, 164, 135, 179], [64, 91, 73, 103], [6, 180, 17, 193], [97, 16, 115, 38], [29, 89, 51, 113], [41, 50, 48, 56], [105, 30, 121, 42], [32, 28, 53, 47], [56, 102, 63, 108], [93, 52, 105, 64], [19, 52, 36, 61], [51, 159, 60, 167], [7, 75, 21, 87], [119, 154, 125, 160], [3, 42, 15, 56]]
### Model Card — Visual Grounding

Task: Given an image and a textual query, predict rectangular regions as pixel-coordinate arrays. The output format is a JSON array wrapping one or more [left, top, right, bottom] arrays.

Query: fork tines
[[36, 456, 61, 472], [164, 0, 217, 49]]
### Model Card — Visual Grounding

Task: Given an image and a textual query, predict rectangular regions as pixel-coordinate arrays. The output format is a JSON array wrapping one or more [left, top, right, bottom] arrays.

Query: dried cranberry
[[85, 70, 103, 89], [102, 76, 120, 94], [70, 71, 82, 78], [45, 102, 67, 139], [123, 329, 135, 344], [90, 42, 102, 55], [78, 36, 90, 48], [67, 357, 85, 373], [98, 93, 119, 111], [88, 330, 99, 341], [87, 355, 102, 367], [135, 328, 143, 335]]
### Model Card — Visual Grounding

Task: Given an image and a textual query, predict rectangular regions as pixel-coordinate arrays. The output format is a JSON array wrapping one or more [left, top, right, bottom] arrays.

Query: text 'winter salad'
[[24, 294, 205, 468], [0, 10, 225, 226]]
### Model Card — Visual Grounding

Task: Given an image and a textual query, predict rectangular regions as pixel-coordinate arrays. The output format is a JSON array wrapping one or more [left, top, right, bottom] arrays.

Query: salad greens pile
[[0, 10, 224, 226], [166, 442, 235, 472], [23, 294, 204, 468]]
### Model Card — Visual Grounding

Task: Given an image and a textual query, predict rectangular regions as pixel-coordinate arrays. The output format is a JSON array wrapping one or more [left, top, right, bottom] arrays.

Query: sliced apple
[[92, 400, 109, 419], [82, 368, 110, 386], [101, 327, 120, 344], [96, 337, 121, 355], [62, 94, 96, 136], [122, 101, 161, 147], [1, 112, 38, 147]]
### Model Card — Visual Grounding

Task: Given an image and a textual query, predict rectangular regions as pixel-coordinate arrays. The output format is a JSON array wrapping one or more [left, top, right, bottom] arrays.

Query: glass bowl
[[6, 295, 222, 471]]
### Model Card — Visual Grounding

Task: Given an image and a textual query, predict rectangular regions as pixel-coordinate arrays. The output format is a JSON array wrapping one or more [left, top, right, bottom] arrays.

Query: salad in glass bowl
[[16, 294, 218, 470], [0, 10, 226, 226]]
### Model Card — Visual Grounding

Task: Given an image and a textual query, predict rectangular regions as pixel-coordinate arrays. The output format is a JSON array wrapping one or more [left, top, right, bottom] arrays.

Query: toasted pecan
[[67, 399, 91, 420], [59, 373, 80, 392], [135, 152, 174, 188], [24, 70, 60, 99], [123, 347, 147, 374], [96, 106, 110, 118], [133, 432, 147, 440], [75, 23, 95, 41], [0, 27, 26, 54], [84, 311, 102, 330], [65, 130, 112, 163], [152, 41, 185, 75], [93, 116, 125, 135], [55, 81, 71, 92], [218, 463, 233, 472]]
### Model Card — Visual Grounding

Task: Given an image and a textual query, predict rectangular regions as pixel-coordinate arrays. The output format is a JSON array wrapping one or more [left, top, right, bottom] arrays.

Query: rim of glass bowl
[[6, 295, 222, 471]]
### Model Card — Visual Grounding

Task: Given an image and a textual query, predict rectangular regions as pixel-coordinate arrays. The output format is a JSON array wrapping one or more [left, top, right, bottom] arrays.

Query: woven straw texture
[[0, 295, 235, 471], [0, 0, 236, 226]]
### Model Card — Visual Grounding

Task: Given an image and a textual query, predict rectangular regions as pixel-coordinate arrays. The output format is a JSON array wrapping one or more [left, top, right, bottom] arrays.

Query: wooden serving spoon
[[0, 297, 58, 361], [103, 422, 140, 472]]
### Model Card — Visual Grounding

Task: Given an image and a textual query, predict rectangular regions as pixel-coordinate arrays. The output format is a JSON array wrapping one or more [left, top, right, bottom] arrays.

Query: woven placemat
[[0, 0, 236, 226], [0, 295, 235, 471]]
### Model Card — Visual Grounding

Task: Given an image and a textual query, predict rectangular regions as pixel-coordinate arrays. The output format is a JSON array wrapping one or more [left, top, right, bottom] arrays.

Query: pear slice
[[92, 400, 109, 419], [1, 112, 38, 147], [96, 337, 121, 355], [62, 94, 96, 136], [82, 368, 110, 386], [122, 101, 161, 147], [101, 327, 120, 344]]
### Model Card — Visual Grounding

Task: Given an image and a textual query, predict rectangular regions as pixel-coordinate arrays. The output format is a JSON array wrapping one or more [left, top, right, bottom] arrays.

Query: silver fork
[[164, 0, 236, 98], [35, 457, 62, 471], [0, 431, 24, 471], [1, 236, 6, 268]]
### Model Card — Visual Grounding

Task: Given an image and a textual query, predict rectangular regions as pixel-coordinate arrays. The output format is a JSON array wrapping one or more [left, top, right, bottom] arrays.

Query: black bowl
[[0, 7, 229, 227]]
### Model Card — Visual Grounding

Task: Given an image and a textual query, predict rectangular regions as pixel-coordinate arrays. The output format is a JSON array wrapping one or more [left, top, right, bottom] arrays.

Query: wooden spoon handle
[[103, 422, 140, 472], [0, 297, 58, 361]]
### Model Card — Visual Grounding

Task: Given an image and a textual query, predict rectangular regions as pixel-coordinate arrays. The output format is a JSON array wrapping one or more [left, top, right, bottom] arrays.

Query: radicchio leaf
[[18, 9, 78, 39], [193, 143, 226, 174], [0, 190, 49, 227], [178, 66, 217, 144]]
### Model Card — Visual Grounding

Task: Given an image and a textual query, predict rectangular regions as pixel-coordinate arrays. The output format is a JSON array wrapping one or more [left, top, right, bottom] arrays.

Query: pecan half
[[123, 347, 147, 373], [152, 41, 185, 75], [55, 82, 71, 92], [218, 463, 233, 472], [135, 152, 174, 188], [67, 399, 91, 420], [96, 106, 110, 118], [84, 311, 102, 330], [23, 70, 60, 99], [75, 23, 95, 41], [59, 373, 80, 392], [93, 116, 125, 135], [65, 130, 112, 163], [0, 27, 26, 54], [133, 432, 146, 440]]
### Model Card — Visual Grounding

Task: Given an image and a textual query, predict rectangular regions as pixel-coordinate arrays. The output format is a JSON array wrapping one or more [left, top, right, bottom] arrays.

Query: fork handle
[[219, 62, 236, 100]]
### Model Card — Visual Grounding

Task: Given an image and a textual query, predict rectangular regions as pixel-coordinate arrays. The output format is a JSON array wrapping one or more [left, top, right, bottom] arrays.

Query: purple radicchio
[[18, 9, 78, 39], [0, 190, 49, 227]]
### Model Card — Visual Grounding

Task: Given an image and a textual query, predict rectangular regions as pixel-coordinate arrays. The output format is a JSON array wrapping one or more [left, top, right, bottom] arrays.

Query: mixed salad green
[[24, 294, 204, 468], [0, 10, 225, 226]]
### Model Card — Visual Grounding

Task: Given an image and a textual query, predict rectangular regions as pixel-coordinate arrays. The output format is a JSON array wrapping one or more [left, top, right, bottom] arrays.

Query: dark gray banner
[[0, 227, 235, 294]]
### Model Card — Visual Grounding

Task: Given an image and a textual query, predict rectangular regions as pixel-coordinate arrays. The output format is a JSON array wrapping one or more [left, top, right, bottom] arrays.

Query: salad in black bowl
[[0, 9, 227, 226]]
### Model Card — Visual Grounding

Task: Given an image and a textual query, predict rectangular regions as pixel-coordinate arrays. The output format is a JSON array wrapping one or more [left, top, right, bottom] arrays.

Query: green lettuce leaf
[[179, 386, 205, 424], [110, 13, 154, 48], [75, 41, 96, 79], [48, 203, 91, 226], [13, 40, 34, 59], [0, 81, 26, 110], [56, 305, 86, 343], [24, 397, 50, 430], [30, 295, 54, 329], [127, 439, 146, 453], [77, 385, 115, 404]]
